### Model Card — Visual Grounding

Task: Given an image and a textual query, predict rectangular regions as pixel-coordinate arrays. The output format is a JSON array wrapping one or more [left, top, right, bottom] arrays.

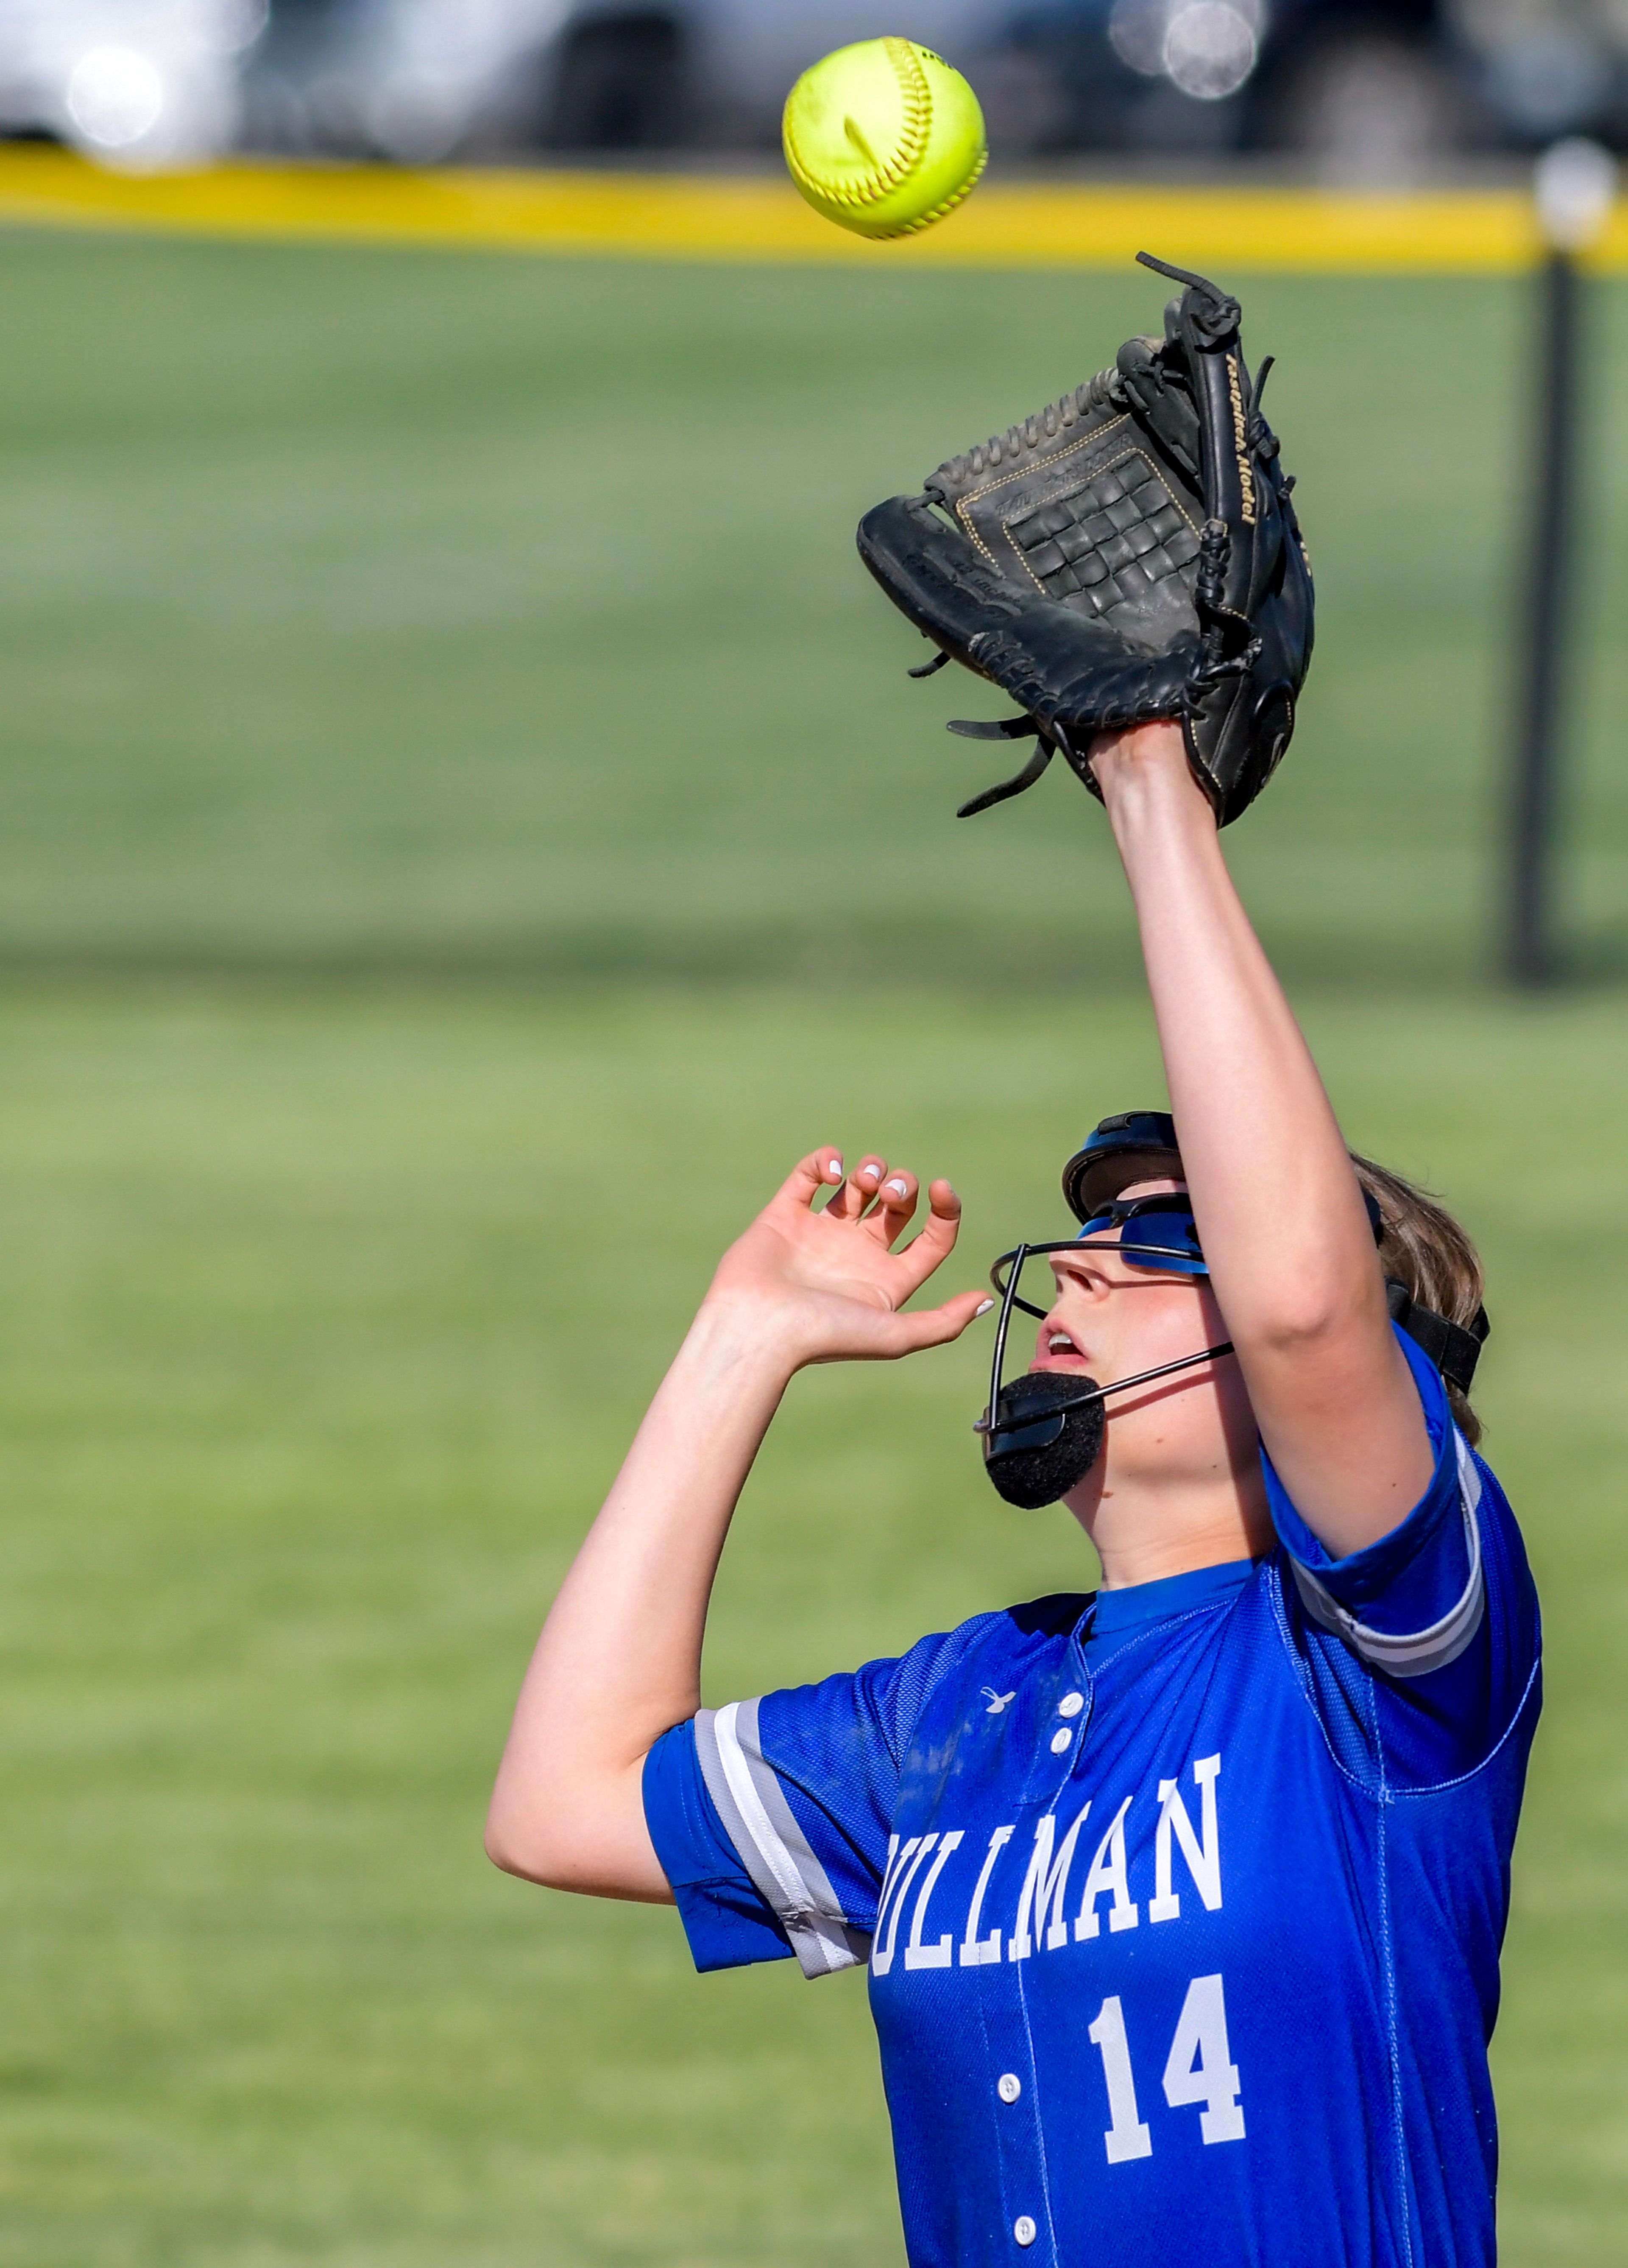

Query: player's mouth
[[1035, 1328, 1094, 1372]]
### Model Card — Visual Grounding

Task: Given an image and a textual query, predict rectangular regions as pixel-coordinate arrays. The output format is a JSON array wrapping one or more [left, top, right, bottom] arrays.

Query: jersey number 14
[[1087, 1973, 1245, 2163]]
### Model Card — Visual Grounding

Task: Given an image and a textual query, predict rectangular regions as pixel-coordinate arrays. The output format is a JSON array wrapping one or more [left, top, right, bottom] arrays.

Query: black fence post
[[1507, 140, 1617, 989]]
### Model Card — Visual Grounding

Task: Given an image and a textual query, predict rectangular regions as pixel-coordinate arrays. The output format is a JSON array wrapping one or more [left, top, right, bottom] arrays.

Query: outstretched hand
[[704, 1149, 991, 1369]]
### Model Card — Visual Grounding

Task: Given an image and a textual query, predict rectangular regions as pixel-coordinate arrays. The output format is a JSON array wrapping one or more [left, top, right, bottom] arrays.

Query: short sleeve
[[1265, 1324, 1540, 1782], [642, 1719, 793, 1972], [642, 1622, 984, 1981]]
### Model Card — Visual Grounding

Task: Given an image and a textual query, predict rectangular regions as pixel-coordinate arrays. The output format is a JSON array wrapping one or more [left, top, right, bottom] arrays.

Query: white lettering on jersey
[[1009, 1804, 1092, 1960], [872, 1835, 936, 1976], [1075, 1795, 1139, 1939], [1087, 1995, 1154, 2161], [959, 1824, 1015, 1966], [904, 1830, 965, 1969], [1149, 1753, 1222, 1922], [872, 1745, 1223, 1982], [1162, 1972, 1245, 2142]]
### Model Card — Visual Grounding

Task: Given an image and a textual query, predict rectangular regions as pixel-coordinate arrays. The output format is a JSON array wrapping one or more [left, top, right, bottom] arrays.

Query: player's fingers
[[884, 1288, 995, 1355], [777, 1149, 847, 1213], [923, 1177, 964, 1241], [866, 1169, 919, 1247], [895, 1179, 964, 1285], [825, 1154, 887, 1221]]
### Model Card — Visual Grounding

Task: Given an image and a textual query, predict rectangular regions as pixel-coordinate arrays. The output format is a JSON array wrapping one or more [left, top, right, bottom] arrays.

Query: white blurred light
[[178, 0, 270, 57], [67, 45, 164, 148], [1535, 136, 1618, 251], [1109, 0, 1171, 78], [1163, 2, 1257, 100]]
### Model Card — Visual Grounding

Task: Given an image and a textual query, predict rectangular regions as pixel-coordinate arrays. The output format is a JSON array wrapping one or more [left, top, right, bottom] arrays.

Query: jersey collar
[[1085, 1558, 1258, 1650]]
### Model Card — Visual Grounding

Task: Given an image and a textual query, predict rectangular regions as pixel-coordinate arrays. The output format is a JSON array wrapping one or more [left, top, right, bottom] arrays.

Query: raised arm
[[485, 1151, 987, 1900], [1092, 722, 1433, 1556]]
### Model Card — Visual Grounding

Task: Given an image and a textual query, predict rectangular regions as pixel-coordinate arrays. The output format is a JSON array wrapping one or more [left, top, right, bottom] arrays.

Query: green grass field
[[0, 228, 1625, 2265], [0, 229, 1625, 985]]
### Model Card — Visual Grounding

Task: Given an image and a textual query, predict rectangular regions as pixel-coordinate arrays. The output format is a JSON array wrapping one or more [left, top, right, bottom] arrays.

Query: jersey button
[[1013, 2216, 1037, 2247], [997, 2072, 1022, 2103], [1049, 1728, 1072, 1754], [1058, 1691, 1084, 1717]]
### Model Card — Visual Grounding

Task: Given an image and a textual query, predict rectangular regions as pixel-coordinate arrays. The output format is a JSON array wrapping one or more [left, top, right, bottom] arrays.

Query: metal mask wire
[[976, 1234, 1235, 1442]]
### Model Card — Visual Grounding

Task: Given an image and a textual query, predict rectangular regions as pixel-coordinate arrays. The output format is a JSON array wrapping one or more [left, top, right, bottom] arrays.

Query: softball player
[[488, 718, 1539, 2268]]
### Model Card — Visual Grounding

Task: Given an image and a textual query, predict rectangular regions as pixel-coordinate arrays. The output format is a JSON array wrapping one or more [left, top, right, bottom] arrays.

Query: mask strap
[[1385, 1280, 1490, 1394]]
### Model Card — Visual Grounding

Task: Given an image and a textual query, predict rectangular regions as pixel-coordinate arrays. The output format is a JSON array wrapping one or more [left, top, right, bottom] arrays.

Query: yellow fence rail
[[0, 143, 1623, 274]]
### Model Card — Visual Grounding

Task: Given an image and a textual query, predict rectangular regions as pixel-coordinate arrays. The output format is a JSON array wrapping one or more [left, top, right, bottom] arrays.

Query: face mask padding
[[982, 1369, 1108, 1509]]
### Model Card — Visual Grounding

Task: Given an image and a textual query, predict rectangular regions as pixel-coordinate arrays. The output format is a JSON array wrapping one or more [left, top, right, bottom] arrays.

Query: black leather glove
[[856, 254, 1314, 825]]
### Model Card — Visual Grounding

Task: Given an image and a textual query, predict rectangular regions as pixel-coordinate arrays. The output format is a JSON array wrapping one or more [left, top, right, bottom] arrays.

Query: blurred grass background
[[11, 229, 1628, 984], [0, 229, 1624, 2265]]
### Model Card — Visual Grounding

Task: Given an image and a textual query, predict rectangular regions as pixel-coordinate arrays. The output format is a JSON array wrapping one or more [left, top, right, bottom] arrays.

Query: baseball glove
[[856, 253, 1313, 824]]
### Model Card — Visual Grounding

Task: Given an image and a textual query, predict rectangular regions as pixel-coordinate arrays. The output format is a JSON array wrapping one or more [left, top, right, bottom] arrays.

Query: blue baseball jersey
[[643, 1330, 1541, 2268]]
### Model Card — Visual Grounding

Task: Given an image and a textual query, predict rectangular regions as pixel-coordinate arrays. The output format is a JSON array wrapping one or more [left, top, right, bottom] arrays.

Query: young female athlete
[[487, 718, 1540, 2268]]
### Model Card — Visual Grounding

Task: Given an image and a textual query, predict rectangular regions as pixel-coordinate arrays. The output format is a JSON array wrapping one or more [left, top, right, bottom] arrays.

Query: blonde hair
[[1348, 1152, 1486, 1445]]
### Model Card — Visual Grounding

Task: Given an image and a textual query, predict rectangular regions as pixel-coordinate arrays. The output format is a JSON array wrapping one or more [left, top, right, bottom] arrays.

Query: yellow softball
[[782, 38, 987, 241]]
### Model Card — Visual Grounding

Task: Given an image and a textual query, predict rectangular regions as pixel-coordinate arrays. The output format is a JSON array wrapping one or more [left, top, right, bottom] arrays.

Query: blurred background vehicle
[[0, 0, 1624, 176], [0, 0, 266, 168], [223, 0, 1628, 175]]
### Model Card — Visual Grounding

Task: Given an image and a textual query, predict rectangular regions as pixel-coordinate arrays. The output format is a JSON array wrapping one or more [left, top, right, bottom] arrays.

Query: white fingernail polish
[[888, 1179, 908, 1196], [828, 1160, 843, 1179], [976, 1298, 995, 1316]]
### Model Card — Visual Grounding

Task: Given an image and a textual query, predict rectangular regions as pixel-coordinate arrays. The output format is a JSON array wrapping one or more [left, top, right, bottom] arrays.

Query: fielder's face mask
[[978, 1193, 1231, 1512], [977, 1110, 1490, 1511]]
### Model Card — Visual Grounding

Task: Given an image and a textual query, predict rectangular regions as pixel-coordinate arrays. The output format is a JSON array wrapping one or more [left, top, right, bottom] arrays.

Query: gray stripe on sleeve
[[694, 1700, 871, 1980], [1290, 1431, 1486, 1679]]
